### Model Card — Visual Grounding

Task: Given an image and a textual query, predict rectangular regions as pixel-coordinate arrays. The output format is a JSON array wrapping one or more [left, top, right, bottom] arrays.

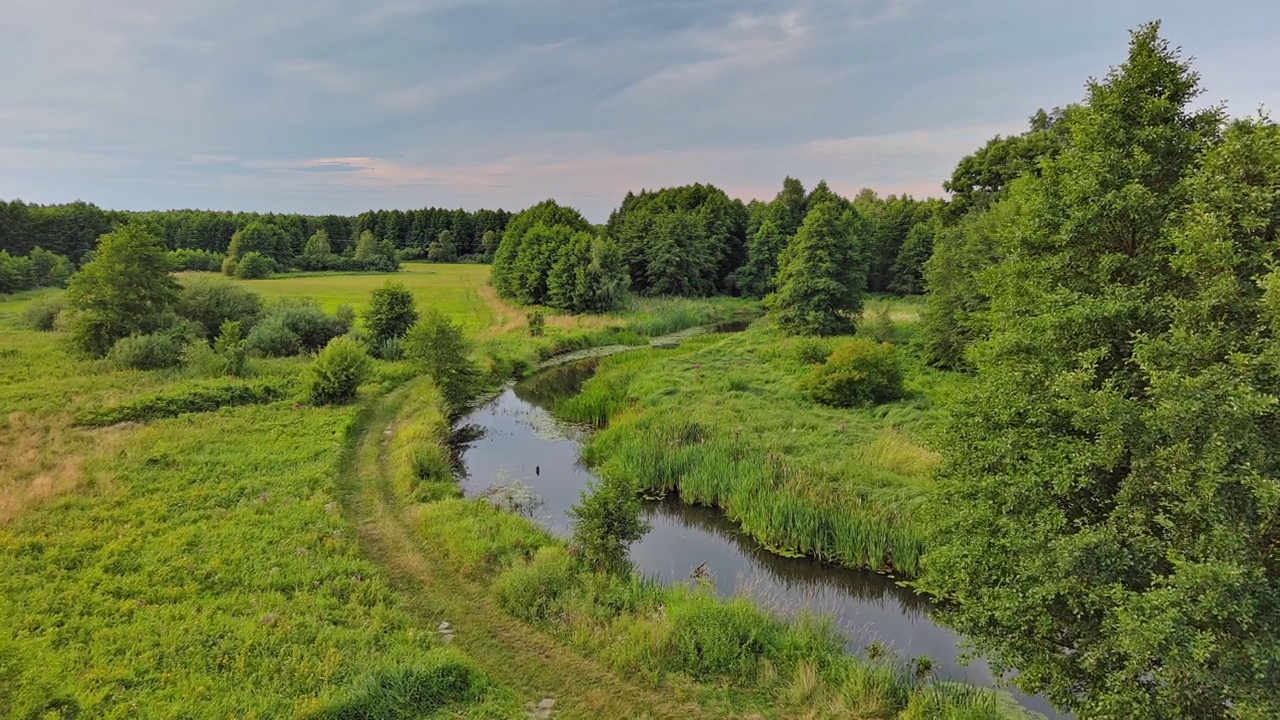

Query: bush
[[567, 478, 649, 574], [246, 299, 347, 356], [493, 546, 579, 622], [308, 336, 371, 405], [233, 251, 274, 279], [214, 320, 249, 376], [221, 255, 238, 276], [19, 294, 66, 331], [0, 250, 35, 293], [790, 337, 831, 365], [801, 338, 903, 408], [107, 332, 187, 370], [526, 310, 546, 337], [167, 248, 224, 272], [364, 281, 418, 345], [28, 247, 74, 287], [176, 276, 262, 338], [244, 316, 301, 357]]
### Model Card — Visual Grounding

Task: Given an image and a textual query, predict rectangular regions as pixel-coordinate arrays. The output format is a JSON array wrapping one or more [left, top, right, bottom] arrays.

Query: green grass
[[555, 297, 968, 576], [0, 271, 1009, 719]]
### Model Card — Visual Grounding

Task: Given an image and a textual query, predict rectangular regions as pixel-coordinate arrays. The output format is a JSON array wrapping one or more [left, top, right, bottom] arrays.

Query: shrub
[[801, 338, 903, 408], [402, 310, 478, 411], [790, 337, 831, 365], [364, 281, 418, 345], [176, 276, 262, 338], [244, 316, 301, 357], [107, 332, 187, 370], [233, 251, 274, 279], [28, 247, 74, 287], [567, 478, 649, 574], [220, 255, 238, 276], [493, 546, 579, 622], [526, 310, 545, 337], [19, 294, 66, 331], [246, 299, 347, 356], [214, 320, 249, 376], [308, 336, 371, 405], [167, 248, 224, 272]]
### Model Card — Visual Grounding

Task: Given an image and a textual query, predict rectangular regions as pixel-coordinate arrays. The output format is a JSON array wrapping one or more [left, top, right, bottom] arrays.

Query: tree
[[888, 218, 938, 295], [480, 230, 499, 258], [766, 201, 865, 335], [492, 200, 592, 300], [917, 24, 1279, 718], [546, 233, 630, 313], [731, 219, 787, 298], [364, 281, 418, 345], [436, 230, 457, 262], [303, 229, 332, 256], [403, 309, 478, 412], [64, 225, 180, 357], [228, 221, 290, 265]]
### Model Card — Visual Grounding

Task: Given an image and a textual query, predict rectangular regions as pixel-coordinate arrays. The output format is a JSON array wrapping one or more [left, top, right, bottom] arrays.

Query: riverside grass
[[0, 269, 1010, 719], [556, 297, 962, 576]]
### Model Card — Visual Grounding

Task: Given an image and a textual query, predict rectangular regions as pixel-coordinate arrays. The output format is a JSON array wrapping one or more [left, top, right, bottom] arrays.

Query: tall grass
[[386, 378, 459, 503], [555, 310, 950, 577]]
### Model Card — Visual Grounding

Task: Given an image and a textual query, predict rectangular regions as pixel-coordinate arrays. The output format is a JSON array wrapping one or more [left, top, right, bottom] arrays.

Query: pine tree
[[766, 201, 865, 335], [917, 24, 1280, 717]]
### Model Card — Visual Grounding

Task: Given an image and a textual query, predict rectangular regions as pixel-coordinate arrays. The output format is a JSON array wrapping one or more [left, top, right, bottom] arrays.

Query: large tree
[[919, 25, 1280, 717], [766, 201, 865, 335], [65, 224, 180, 357]]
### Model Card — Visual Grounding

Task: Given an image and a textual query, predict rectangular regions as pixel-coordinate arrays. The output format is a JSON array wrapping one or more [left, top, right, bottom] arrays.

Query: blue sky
[[2, 1, 1277, 222]]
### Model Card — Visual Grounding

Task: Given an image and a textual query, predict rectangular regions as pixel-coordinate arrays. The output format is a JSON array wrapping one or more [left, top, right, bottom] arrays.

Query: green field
[[0, 267, 1016, 719]]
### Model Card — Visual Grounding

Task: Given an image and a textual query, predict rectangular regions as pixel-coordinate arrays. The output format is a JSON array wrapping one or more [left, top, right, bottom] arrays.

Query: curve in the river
[[451, 340, 1060, 719]]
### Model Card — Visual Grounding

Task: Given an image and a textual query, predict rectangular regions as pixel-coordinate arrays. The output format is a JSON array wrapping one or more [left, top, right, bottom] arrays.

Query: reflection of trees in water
[[643, 498, 933, 618], [514, 359, 600, 410]]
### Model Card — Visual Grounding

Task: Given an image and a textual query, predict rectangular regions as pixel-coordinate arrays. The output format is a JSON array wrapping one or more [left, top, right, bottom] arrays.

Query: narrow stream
[[453, 343, 1058, 718]]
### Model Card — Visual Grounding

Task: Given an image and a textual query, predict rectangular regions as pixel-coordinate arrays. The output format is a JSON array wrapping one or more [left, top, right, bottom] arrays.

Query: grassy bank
[[554, 297, 964, 576]]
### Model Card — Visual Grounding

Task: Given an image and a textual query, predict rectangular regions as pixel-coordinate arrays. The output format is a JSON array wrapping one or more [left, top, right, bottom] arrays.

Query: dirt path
[[336, 386, 739, 720]]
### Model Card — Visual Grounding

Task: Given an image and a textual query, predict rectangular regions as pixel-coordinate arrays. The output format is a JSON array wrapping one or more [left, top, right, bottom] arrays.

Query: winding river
[[453, 336, 1059, 718]]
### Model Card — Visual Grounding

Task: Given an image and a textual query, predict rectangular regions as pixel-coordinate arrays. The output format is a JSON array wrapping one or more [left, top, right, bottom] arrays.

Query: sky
[[2, 1, 1277, 222]]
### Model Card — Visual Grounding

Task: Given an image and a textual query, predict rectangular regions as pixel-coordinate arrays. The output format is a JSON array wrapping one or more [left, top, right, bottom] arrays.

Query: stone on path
[[524, 697, 555, 719]]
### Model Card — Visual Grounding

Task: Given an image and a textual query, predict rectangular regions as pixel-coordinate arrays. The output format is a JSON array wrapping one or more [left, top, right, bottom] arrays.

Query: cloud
[[1, 0, 1278, 217]]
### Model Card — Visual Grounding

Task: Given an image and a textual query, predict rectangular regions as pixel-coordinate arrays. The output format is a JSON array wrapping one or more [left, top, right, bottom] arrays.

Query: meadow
[[555, 297, 964, 576], [0, 268, 1013, 719]]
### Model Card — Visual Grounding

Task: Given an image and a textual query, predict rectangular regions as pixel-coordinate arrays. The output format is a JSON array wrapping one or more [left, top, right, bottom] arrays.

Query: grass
[[0, 270, 1010, 718], [555, 296, 967, 576]]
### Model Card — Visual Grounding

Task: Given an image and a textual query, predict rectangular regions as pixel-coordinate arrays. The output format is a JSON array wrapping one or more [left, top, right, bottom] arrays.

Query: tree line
[[0, 203, 513, 265]]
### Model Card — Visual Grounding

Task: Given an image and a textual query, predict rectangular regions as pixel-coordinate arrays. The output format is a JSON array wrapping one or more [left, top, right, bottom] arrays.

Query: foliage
[[233, 251, 274, 279], [19, 294, 66, 331], [731, 219, 787, 298], [545, 233, 630, 312], [106, 331, 188, 370], [303, 228, 332, 257], [363, 281, 418, 346], [75, 379, 288, 426], [64, 224, 180, 357], [227, 220, 291, 265], [308, 335, 372, 405], [920, 24, 1279, 718], [606, 183, 747, 297], [167, 248, 224, 272], [526, 310, 545, 337], [801, 338, 903, 407], [402, 309, 477, 411], [664, 594, 786, 681], [244, 298, 351, 357], [353, 230, 401, 272], [213, 320, 249, 376], [567, 478, 649, 575], [766, 201, 866, 336], [943, 106, 1073, 218], [493, 546, 579, 622], [176, 275, 263, 339]]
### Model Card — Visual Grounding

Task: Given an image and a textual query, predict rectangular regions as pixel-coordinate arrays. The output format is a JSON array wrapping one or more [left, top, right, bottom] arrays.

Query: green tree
[[731, 219, 787, 298], [766, 201, 865, 335], [364, 281, 418, 345], [403, 309, 477, 412], [547, 233, 630, 313], [491, 200, 592, 300], [65, 225, 180, 357], [228, 221, 289, 265], [918, 25, 1280, 718], [303, 229, 332, 256], [479, 230, 499, 258], [436, 230, 457, 262]]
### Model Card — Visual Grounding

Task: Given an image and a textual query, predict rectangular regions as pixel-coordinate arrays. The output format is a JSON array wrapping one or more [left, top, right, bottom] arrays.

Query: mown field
[[0, 268, 1014, 719]]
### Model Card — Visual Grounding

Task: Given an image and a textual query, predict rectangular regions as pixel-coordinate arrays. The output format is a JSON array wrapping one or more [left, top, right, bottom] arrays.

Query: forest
[[2, 20, 1277, 720]]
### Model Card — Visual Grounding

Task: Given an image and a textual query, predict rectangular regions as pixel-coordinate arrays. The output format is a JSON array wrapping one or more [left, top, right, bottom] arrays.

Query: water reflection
[[452, 359, 1060, 718]]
